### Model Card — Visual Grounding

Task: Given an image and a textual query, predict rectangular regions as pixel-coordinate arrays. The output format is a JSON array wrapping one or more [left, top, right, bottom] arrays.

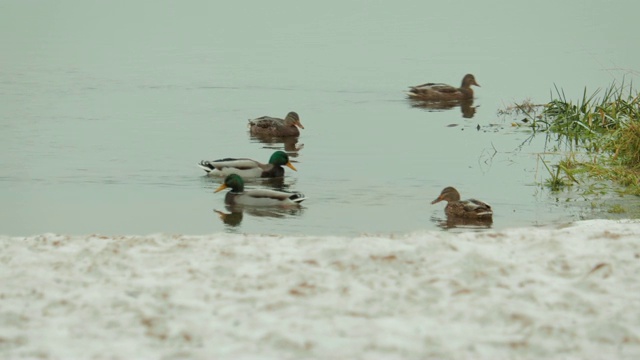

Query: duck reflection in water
[[214, 209, 243, 227], [408, 98, 477, 118], [432, 215, 493, 230], [214, 205, 304, 227], [249, 134, 304, 158]]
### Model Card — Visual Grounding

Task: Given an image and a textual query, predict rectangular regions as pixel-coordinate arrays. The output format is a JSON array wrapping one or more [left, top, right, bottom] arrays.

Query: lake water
[[1, 0, 639, 236]]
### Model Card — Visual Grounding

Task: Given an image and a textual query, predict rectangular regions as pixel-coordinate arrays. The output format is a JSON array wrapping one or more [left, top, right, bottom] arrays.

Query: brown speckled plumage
[[248, 111, 303, 137]]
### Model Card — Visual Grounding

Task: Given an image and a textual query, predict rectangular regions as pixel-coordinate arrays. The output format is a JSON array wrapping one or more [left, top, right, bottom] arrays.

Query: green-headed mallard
[[431, 186, 493, 219], [215, 174, 306, 207], [249, 111, 303, 137], [408, 74, 480, 101], [198, 151, 296, 178]]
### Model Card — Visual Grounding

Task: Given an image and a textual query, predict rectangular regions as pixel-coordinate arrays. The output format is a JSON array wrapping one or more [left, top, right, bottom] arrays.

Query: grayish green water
[[1, 1, 638, 236]]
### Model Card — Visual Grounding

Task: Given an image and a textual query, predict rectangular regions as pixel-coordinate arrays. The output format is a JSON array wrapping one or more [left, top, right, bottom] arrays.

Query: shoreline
[[2, 219, 639, 359]]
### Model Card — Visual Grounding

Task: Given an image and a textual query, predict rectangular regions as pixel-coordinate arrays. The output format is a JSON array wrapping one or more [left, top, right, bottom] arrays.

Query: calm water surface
[[1, 1, 639, 236]]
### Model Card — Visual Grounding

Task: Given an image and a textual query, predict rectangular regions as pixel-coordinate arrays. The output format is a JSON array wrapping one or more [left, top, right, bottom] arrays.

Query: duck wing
[[248, 116, 284, 129], [410, 82, 458, 94], [462, 199, 493, 217], [236, 189, 306, 206]]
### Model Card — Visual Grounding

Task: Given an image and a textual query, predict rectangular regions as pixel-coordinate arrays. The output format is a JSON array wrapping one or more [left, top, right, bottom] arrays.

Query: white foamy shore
[[1, 220, 640, 359]]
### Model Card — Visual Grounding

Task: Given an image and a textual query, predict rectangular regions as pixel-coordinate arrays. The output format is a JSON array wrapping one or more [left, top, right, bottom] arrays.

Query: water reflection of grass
[[503, 80, 640, 196]]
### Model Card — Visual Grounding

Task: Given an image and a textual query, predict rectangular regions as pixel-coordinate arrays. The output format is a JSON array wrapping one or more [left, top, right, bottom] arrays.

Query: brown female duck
[[408, 74, 480, 101], [431, 186, 493, 219], [248, 111, 304, 137]]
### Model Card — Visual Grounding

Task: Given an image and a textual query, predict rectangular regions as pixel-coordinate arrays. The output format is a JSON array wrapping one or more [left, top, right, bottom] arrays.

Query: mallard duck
[[431, 186, 493, 219], [408, 74, 480, 101], [198, 151, 297, 178], [248, 111, 304, 137], [215, 174, 306, 207]]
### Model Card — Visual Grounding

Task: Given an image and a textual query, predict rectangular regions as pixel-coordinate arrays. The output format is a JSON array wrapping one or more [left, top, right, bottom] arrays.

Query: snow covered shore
[[1, 220, 640, 359]]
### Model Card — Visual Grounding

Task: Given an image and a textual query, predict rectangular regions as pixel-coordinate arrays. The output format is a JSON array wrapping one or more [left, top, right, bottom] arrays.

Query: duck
[[198, 151, 297, 178], [408, 74, 480, 101], [248, 111, 304, 137], [215, 174, 306, 207], [431, 186, 493, 219]]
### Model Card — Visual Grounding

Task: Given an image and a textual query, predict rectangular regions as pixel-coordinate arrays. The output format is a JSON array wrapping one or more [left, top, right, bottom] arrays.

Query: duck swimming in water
[[198, 151, 296, 178], [215, 174, 306, 207], [248, 111, 304, 137], [431, 186, 492, 219], [408, 74, 480, 101]]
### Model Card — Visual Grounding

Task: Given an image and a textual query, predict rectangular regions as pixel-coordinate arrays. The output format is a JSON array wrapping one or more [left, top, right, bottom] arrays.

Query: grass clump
[[607, 204, 626, 214], [535, 81, 638, 137], [608, 118, 640, 170], [538, 154, 579, 192], [508, 80, 640, 194]]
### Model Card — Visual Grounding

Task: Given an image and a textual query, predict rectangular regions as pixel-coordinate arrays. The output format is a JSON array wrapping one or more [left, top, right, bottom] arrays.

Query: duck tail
[[290, 193, 306, 203], [198, 161, 215, 173]]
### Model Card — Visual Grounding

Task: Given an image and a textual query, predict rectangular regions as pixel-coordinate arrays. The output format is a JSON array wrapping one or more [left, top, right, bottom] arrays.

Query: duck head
[[285, 112, 304, 129], [215, 174, 245, 193], [269, 151, 297, 171], [431, 186, 461, 204], [461, 74, 480, 89]]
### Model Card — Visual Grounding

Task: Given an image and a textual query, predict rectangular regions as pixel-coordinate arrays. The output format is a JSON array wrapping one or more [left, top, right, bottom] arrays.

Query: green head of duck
[[215, 174, 245, 193], [269, 151, 297, 171]]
